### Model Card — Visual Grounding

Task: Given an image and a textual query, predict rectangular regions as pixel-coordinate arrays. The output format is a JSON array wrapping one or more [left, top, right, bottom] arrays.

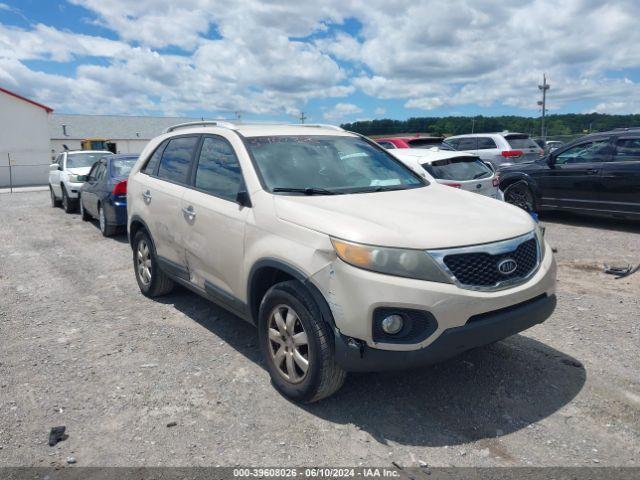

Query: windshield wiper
[[272, 187, 337, 195]]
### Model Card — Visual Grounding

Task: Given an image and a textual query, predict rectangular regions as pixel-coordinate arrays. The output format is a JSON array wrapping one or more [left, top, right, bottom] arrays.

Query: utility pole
[[538, 73, 550, 140], [299, 111, 307, 124], [471, 117, 475, 134]]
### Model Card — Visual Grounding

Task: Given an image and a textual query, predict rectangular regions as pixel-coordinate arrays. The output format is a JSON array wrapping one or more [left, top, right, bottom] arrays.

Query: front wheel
[[61, 185, 75, 213], [504, 182, 536, 212], [50, 186, 61, 208], [79, 196, 91, 221], [258, 280, 346, 403]]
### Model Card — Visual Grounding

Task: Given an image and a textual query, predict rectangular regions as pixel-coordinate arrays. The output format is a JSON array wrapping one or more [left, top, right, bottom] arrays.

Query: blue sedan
[[79, 154, 138, 236]]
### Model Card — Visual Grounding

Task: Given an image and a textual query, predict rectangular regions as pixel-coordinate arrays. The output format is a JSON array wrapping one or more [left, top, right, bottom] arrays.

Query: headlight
[[330, 238, 452, 283], [535, 224, 546, 261], [68, 174, 82, 183]]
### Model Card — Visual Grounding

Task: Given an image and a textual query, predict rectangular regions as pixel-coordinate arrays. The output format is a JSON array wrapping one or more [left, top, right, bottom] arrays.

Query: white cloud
[[2, 0, 640, 116], [323, 102, 362, 121], [374, 107, 385, 116]]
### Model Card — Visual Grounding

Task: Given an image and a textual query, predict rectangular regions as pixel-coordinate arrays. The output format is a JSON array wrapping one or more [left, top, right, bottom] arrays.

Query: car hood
[[67, 166, 92, 175], [274, 185, 534, 249]]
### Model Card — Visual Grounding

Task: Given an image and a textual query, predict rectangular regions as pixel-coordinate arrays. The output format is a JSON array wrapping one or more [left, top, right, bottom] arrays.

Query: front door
[[537, 139, 612, 211], [599, 136, 640, 217], [181, 135, 249, 309]]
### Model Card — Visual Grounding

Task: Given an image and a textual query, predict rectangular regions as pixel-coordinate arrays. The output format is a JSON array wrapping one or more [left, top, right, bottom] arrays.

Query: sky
[[1, 0, 640, 123]]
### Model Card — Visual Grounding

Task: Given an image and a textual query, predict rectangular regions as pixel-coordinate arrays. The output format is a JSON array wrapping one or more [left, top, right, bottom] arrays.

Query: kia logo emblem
[[497, 258, 518, 275]]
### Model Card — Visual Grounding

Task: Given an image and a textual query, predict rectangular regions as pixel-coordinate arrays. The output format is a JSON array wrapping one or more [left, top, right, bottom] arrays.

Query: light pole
[[538, 73, 550, 140]]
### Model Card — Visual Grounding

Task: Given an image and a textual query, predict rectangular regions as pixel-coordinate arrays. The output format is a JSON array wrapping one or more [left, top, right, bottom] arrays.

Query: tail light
[[443, 182, 462, 188], [501, 150, 523, 158], [112, 180, 127, 196]]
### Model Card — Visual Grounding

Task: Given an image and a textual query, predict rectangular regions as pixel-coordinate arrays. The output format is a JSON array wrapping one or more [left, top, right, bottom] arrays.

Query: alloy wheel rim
[[267, 304, 309, 384], [507, 187, 532, 211], [137, 240, 152, 285]]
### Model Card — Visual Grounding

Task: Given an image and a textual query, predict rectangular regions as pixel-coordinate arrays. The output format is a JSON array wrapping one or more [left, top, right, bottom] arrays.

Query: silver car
[[445, 132, 544, 168]]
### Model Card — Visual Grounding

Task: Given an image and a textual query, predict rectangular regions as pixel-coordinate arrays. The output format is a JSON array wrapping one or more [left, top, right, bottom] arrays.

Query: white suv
[[445, 132, 544, 168], [49, 150, 113, 212], [128, 122, 557, 402]]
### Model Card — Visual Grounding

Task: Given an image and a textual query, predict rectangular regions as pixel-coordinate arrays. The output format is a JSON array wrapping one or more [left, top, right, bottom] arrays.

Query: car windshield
[[245, 135, 425, 194], [421, 156, 493, 181], [111, 157, 137, 177], [67, 152, 111, 169]]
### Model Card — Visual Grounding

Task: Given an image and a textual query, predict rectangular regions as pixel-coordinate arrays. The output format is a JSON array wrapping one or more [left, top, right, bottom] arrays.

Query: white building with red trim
[[0, 87, 53, 188]]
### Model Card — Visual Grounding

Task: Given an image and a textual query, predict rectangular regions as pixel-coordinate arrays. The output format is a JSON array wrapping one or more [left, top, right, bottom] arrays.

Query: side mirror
[[76, 175, 88, 182], [547, 155, 556, 167], [49, 164, 59, 171], [236, 190, 252, 208]]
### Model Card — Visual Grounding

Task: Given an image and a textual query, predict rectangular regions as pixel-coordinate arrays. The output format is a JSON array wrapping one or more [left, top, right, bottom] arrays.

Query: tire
[[504, 181, 536, 213], [61, 185, 76, 213], [79, 195, 91, 221], [132, 229, 174, 298], [50, 185, 61, 208], [98, 204, 117, 237], [258, 280, 346, 403]]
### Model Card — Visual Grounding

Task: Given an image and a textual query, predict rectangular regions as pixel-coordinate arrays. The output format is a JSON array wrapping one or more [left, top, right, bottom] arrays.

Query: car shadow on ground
[[160, 286, 585, 447], [540, 211, 640, 233], [84, 217, 129, 243]]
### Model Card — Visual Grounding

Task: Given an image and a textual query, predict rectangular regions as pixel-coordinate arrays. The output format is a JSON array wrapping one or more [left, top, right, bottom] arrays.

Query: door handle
[[142, 190, 152, 203], [585, 169, 599, 175], [182, 205, 196, 220]]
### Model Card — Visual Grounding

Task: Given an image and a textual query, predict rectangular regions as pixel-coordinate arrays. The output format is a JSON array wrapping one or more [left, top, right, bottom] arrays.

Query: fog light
[[381, 314, 404, 334]]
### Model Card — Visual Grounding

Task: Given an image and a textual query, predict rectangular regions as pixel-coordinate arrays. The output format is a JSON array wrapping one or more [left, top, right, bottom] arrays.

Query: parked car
[[375, 136, 452, 150], [127, 121, 556, 402], [79, 154, 138, 236], [445, 132, 544, 168], [49, 150, 113, 213], [499, 128, 640, 220], [391, 148, 503, 200]]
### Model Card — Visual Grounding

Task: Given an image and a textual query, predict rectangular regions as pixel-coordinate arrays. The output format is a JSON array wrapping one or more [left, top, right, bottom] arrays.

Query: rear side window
[[614, 138, 640, 162], [505, 135, 539, 149], [422, 157, 492, 181], [157, 136, 199, 184], [476, 137, 497, 150], [445, 138, 460, 149], [194, 136, 243, 201], [142, 140, 168, 175], [457, 138, 478, 150]]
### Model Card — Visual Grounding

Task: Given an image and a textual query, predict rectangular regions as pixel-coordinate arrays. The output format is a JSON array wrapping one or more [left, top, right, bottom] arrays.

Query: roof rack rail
[[164, 120, 237, 133], [288, 123, 344, 131]]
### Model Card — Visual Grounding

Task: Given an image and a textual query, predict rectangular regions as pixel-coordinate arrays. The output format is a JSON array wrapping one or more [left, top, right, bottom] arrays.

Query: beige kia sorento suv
[[128, 121, 557, 402]]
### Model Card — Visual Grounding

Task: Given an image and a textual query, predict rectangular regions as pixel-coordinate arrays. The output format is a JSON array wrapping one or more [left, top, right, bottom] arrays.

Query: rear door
[[136, 136, 200, 278], [475, 136, 501, 166], [599, 136, 640, 217], [181, 135, 249, 308], [538, 139, 612, 210], [455, 137, 479, 156]]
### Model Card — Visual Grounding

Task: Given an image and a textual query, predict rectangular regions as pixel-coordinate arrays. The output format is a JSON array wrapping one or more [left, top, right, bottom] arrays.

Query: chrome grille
[[428, 231, 541, 291]]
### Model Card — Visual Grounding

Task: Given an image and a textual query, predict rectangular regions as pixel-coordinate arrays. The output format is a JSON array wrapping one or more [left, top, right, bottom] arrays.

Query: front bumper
[[313, 241, 556, 350], [66, 182, 84, 198], [334, 293, 556, 372]]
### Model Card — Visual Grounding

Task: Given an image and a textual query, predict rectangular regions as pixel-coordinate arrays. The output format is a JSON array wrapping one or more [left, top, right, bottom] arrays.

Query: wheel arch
[[500, 173, 540, 198], [247, 259, 335, 329], [128, 214, 152, 249]]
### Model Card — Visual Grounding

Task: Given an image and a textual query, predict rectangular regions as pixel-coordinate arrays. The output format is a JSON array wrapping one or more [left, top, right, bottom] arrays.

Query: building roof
[[49, 114, 208, 140], [0, 86, 53, 113]]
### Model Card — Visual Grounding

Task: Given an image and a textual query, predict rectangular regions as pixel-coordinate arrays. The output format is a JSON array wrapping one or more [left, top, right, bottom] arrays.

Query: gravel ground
[[0, 191, 638, 467]]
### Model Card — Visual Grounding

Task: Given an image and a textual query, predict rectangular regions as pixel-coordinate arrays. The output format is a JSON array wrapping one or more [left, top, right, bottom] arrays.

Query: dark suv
[[499, 128, 640, 220]]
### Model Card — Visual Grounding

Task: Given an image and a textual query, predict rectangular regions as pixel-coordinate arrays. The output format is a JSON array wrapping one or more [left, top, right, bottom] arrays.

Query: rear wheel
[[132, 229, 174, 297], [504, 182, 536, 212], [50, 186, 61, 208], [98, 204, 117, 237], [258, 280, 346, 403]]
